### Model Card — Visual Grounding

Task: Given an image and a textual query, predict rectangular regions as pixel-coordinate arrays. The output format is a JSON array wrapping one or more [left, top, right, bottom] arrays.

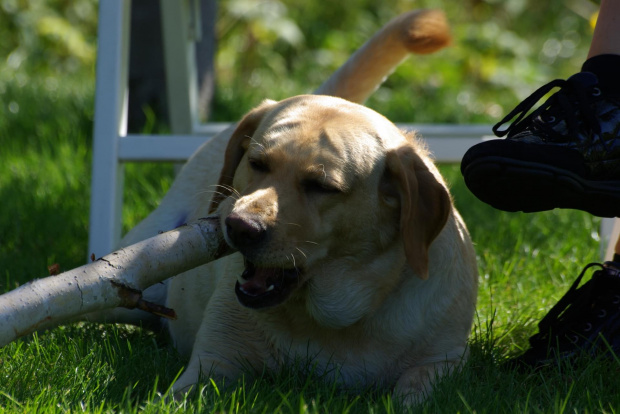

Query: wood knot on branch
[[110, 281, 177, 320]]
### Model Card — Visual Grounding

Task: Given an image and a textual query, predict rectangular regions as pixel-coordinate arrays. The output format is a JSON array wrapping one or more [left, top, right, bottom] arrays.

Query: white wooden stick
[[0, 217, 228, 347]]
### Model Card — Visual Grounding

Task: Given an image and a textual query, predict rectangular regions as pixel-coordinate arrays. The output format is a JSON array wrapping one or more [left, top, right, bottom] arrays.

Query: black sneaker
[[508, 261, 620, 369], [461, 72, 620, 218]]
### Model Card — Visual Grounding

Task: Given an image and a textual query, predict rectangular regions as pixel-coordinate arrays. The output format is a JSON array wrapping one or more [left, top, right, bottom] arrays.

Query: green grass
[[1, 75, 618, 413]]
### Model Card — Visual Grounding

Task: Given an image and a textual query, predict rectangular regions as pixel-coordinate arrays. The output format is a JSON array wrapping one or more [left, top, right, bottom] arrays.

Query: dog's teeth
[[266, 285, 275, 292]]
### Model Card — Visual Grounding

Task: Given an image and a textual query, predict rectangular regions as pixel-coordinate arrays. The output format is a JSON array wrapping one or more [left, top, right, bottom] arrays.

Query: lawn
[[1, 74, 616, 413], [1, 2, 617, 411]]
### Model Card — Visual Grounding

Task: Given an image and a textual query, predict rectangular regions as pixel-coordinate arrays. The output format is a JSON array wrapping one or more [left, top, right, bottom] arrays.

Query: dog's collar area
[[235, 261, 300, 309]]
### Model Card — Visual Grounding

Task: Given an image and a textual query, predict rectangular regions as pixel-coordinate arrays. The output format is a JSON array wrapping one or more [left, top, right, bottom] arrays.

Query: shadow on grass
[[1, 323, 185, 408]]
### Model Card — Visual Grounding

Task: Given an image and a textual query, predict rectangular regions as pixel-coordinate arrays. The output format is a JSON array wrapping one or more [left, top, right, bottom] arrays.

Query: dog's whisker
[[207, 198, 223, 207], [193, 189, 237, 206], [194, 189, 226, 197], [286, 222, 302, 228], [217, 183, 239, 191], [206, 184, 241, 200], [302, 240, 319, 245], [295, 247, 307, 259], [208, 183, 237, 192], [249, 138, 268, 155], [219, 185, 241, 199]]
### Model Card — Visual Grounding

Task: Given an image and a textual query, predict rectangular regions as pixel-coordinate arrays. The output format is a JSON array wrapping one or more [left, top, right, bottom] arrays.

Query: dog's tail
[[314, 9, 451, 104]]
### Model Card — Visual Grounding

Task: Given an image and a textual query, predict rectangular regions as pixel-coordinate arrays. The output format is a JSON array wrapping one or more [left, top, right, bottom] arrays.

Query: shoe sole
[[463, 156, 620, 217]]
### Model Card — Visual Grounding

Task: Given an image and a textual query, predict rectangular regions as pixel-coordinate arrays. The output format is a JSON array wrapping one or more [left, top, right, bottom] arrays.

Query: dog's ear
[[209, 100, 276, 213], [384, 143, 451, 279]]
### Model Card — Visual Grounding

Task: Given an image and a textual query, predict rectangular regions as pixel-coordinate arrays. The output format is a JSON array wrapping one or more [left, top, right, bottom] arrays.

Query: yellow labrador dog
[[109, 9, 478, 403]]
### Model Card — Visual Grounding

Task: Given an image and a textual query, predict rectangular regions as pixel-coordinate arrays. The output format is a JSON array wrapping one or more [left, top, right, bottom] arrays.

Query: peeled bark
[[0, 217, 228, 347]]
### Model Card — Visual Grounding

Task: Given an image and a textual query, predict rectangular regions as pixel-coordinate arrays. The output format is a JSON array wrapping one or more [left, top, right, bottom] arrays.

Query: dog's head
[[210, 95, 450, 327]]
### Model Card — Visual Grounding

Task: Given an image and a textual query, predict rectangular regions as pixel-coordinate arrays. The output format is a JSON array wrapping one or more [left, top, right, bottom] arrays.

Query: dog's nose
[[225, 213, 266, 248]]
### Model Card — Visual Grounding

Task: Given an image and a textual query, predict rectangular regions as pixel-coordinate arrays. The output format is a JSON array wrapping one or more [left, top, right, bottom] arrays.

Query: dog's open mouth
[[235, 261, 301, 309]]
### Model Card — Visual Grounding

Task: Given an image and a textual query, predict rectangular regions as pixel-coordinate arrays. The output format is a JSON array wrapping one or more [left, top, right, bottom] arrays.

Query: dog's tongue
[[239, 267, 279, 296]]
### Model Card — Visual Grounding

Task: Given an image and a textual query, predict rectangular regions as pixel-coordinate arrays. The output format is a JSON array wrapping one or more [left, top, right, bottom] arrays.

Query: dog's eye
[[248, 158, 269, 172], [303, 179, 341, 194]]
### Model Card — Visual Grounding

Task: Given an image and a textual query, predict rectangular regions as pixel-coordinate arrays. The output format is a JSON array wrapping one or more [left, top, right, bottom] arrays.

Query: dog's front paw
[[393, 361, 459, 406], [170, 367, 202, 401]]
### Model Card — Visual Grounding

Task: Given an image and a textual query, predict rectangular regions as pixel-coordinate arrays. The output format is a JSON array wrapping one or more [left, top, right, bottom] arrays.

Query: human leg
[[588, 0, 620, 58]]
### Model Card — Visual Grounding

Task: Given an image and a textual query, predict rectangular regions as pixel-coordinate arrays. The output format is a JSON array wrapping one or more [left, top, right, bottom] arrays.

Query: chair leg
[[88, 0, 131, 258]]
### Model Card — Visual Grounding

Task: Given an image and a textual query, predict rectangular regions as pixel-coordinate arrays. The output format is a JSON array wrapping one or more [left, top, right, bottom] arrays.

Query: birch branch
[[0, 216, 230, 348]]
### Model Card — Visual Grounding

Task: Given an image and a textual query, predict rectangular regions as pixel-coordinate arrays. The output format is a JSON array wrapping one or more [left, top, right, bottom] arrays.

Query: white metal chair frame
[[89, 0, 618, 260]]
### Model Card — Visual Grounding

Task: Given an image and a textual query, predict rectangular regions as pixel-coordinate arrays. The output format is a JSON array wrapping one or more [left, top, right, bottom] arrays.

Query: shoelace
[[492, 75, 604, 149]]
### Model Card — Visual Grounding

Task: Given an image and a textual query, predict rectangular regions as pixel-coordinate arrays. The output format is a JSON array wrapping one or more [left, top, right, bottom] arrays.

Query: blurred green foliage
[[0, 0, 97, 75], [211, 0, 598, 122], [0, 0, 598, 123]]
